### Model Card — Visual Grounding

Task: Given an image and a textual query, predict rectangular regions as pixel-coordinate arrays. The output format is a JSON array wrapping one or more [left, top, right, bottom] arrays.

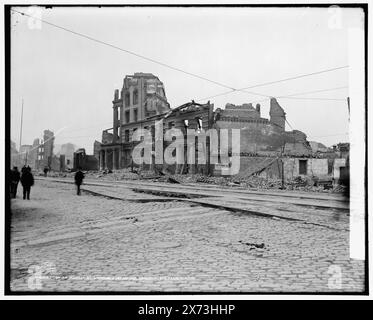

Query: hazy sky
[[10, 6, 363, 154]]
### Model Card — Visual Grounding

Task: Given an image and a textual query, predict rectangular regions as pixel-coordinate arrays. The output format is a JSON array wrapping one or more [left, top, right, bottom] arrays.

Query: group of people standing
[[10, 166, 85, 199], [10, 166, 34, 200]]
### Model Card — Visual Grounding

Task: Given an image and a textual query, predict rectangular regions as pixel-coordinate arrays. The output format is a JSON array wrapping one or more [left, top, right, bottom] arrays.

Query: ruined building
[[73, 148, 99, 171], [99, 72, 173, 170], [24, 130, 56, 170], [59, 143, 76, 169], [215, 99, 311, 156], [96, 72, 348, 184], [34, 130, 55, 170], [10, 140, 19, 167]]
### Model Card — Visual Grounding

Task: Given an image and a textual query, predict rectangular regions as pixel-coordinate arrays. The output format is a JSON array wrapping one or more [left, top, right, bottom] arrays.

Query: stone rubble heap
[[41, 169, 344, 193]]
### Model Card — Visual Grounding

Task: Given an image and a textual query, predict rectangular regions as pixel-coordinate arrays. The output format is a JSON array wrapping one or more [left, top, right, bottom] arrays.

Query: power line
[[308, 132, 349, 138], [13, 9, 346, 104], [195, 90, 236, 103], [194, 88, 271, 104], [12, 9, 239, 91], [12, 8, 351, 143], [12, 9, 350, 109], [285, 119, 294, 131], [57, 135, 100, 139], [66, 121, 113, 133], [277, 86, 348, 98], [248, 86, 349, 104], [277, 96, 346, 101], [193, 79, 348, 104], [237, 66, 349, 91]]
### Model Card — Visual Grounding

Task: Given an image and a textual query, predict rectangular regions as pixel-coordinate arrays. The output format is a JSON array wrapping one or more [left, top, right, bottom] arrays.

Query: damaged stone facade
[[11, 130, 76, 173], [73, 148, 99, 171], [97, 72, 349, 185], [214, 99, 311, 156], [28, 130, 55, 170], [97, 73, 171, 171]]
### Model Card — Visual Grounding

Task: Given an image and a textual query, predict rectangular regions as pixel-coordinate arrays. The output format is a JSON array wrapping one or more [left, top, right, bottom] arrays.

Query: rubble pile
[[42, 168, 345, 193], [84, 169, 140, 181], [170, 174, 283, 189]]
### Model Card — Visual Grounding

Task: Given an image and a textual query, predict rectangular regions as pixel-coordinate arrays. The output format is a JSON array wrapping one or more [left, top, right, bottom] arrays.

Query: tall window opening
[[299, 160, 307, 175]]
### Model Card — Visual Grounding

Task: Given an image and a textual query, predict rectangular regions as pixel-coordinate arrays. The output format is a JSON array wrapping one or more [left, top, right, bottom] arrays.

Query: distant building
[[29, 138, 40, 169], [73, 148, 98, 171], [93, 140, 101, 162], [59, 142, 76, 169], [34, 130, 55, 170], [19, 144, 32, 166], [10, 140, 19, 168]]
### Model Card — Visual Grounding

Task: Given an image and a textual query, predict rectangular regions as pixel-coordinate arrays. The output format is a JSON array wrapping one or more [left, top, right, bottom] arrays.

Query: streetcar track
[[34, 178, 349, 232], [80, 186, 349, 232]]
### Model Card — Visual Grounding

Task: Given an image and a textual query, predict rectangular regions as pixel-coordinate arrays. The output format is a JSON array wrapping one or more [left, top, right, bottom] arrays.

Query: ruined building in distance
[[96, 72, 348, 183]]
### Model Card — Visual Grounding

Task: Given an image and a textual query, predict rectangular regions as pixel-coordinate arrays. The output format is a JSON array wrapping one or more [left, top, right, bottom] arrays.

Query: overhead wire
[[11, 8, 350, 145], [11, 8, 348, 104]]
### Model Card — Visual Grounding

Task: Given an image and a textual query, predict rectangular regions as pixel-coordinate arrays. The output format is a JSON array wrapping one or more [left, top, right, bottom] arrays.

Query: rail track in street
[[35, 177, 350, 232]]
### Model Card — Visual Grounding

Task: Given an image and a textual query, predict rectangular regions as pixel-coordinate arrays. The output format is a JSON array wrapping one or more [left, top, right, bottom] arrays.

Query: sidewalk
[[10, 180, 365, 292]]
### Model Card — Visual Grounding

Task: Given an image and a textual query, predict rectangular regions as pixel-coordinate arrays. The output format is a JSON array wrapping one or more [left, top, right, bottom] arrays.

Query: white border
[[1, 0, 371, 300]]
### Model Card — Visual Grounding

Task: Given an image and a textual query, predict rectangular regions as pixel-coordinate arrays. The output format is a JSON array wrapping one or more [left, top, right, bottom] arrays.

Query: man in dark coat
[[10, 166, 21, 198], [21, 166, 34, 200], [74, 168, 85, 195]]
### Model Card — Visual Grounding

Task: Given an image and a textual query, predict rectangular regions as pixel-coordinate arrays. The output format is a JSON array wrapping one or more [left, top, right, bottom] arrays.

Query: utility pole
[[19, 98, 24, 166], [281, 158, 285, 189], [19, 99, 24, 150], [280, 139, 286, 190], [131, 139, 134, 173]]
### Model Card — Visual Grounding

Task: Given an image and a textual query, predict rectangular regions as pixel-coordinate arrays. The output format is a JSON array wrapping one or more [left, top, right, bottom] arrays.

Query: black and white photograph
[[5, 4, 367, 295]]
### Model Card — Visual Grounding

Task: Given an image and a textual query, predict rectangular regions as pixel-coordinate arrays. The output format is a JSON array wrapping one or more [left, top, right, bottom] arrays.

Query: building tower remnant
[[100, 72, 171, 170], [269, 97, 286, 130]]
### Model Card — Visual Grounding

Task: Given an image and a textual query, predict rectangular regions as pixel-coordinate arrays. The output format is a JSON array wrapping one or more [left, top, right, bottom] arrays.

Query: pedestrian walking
[[43, 167, 49, 177], [74, 167, 85, 195], [21, 166, 34, 200], [10, 166, 21, 198]]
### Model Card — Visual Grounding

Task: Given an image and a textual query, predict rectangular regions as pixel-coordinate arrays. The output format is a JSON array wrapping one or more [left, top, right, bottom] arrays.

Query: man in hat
[[10, 166, 20, 198], [74, 167, 85, 195], [21, 166, 34, 200]]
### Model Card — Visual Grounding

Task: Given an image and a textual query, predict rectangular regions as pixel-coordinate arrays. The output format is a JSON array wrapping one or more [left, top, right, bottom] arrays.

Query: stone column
[[113, 149, 118, 170], [99, 150, 103, 170], [113, 106, 119, 143], [118, 147, 122, 169], [104, 150, 108, 170]]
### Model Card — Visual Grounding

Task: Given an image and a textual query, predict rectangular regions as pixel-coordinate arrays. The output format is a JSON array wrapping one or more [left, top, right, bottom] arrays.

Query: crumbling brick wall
[[283, 158, 328, 180], [333, 158, 347, 182], [74, 149, 99, 171], [218, 103, 261, 119], [102, 131, 114, 144]]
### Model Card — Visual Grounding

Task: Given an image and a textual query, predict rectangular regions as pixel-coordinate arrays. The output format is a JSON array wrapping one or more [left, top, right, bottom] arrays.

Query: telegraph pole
[[131, 139, 134, 173], [280, 138, 286, 190], [19, 98, 24, 166], [19, 98, 24, 150]]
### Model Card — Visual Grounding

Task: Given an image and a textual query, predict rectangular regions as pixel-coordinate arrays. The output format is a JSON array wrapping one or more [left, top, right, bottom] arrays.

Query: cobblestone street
[[10, 179, 365, 293]]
